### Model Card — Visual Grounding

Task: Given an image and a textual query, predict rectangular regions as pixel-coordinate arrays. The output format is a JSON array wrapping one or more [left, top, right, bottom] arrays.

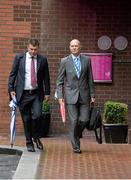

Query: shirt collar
[[26, 52, 37, 59], [71, 54, 80, 61]]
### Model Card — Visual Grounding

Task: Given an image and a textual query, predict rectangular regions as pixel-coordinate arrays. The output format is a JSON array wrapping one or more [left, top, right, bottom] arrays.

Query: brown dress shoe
[[34, 138, 43, 150]]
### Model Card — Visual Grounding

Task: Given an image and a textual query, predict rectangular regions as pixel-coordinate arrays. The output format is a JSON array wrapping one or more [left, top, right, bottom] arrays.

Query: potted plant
[[39, 100, 51, 137], [103, 101, 128, 143]]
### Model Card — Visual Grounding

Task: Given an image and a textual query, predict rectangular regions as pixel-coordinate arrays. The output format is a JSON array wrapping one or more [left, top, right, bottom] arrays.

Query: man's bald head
[[69, 39, 81, 56]]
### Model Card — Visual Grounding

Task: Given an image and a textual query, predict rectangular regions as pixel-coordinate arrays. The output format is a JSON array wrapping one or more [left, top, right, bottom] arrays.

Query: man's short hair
[[28, 38, 39, 47]]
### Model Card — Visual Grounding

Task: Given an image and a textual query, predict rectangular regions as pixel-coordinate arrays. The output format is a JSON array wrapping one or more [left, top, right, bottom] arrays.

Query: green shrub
[[103, 101, 128, 124], [42, 100, 50, 113]]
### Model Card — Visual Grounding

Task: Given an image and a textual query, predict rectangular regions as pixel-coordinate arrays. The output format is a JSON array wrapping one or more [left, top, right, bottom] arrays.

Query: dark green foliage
[[103, 101, 128, 124], [42, 100, 50, 113]]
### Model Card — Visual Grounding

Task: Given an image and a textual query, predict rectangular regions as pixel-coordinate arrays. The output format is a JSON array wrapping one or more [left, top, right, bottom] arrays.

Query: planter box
[[103, 124, 128, 143], [38, 113, 51, 138]]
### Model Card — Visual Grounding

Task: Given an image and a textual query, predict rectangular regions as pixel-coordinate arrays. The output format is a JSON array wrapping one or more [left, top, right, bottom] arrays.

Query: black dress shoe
[[73, 148, 81, 154], [26, 143, 35, 152], [34, 138, 43, 150]]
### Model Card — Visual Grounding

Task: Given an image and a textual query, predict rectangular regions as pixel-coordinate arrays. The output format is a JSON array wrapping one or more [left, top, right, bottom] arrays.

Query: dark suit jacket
[[8, 52, 50, 103], [56, 54, 95, 104]]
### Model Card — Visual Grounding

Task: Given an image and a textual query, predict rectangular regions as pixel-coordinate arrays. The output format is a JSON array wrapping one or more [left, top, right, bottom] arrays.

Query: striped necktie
[[74, 57, 81, 78], [31, 57, 37, 88]]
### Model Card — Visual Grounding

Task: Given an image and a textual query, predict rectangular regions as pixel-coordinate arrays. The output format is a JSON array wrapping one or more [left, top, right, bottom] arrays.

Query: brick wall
[[0, 0, 131, 140], [0, 0, 41, 135]]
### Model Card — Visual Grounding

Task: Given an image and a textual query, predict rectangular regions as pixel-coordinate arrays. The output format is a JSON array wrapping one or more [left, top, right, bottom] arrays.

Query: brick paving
[[1, 135, 131, 179]]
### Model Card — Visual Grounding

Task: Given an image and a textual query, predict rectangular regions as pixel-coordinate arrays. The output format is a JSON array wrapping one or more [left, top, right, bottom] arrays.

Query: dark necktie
[[31, 57, 37, 88]]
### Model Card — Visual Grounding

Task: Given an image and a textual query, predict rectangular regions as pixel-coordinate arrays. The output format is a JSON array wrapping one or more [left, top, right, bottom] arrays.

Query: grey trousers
[[66, 102, 90, 149]]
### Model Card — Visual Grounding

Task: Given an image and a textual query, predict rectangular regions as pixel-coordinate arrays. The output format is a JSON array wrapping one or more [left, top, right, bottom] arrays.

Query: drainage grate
[[0, 148, 21, 179]]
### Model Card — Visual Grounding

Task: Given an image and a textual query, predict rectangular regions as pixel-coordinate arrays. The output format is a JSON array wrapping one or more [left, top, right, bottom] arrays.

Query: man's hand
[[58, 98, 64, 105], [91, 97, 95, 103], [10, 91, 16, 99], [44, 95, 50, 102]]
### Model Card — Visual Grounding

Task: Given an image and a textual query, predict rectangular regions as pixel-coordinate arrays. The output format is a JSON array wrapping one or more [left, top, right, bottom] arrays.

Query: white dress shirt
[[24, 52, 37, 90]]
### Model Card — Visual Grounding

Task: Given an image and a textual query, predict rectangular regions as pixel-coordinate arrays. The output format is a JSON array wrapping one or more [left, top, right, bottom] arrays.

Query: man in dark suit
[[56, 39, 95, 153], [8, 38, 50, 152]]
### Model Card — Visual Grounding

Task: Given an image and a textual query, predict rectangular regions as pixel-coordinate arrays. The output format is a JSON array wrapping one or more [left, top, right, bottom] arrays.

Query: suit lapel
[[22, 53, 41, 74], [68, 55, 77, 77], [36, 55, 41, 72], [21, 53, 26, 74], [69, 54, 84, 79], [79, 55, 84, 78]]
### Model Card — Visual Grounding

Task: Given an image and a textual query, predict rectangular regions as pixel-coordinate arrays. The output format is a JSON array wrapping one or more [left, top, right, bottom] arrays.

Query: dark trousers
[[19, 91, 42, 144]]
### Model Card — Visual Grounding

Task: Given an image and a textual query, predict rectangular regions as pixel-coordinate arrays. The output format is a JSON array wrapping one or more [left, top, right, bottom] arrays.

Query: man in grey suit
[[8, 39, 50, 152], [56, 39, 95, 153]]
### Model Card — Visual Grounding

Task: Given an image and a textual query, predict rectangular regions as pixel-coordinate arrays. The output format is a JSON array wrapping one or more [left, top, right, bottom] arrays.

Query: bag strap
[[90, 102, 102, 144], [94, 125, 102, 144]]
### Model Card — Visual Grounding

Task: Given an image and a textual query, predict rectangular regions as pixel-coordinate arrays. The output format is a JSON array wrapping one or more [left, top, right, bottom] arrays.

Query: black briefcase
[[86, 106, 102, 144]]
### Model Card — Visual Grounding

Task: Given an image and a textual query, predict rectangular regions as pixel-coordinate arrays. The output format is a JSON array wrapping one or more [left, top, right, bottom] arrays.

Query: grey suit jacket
[[56, 54, 95, 104], [8, 52, 50, 103]]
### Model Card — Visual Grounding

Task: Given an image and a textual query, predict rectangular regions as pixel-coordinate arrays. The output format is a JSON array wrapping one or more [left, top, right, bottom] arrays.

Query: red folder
[[60, 101, 66, 124]]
